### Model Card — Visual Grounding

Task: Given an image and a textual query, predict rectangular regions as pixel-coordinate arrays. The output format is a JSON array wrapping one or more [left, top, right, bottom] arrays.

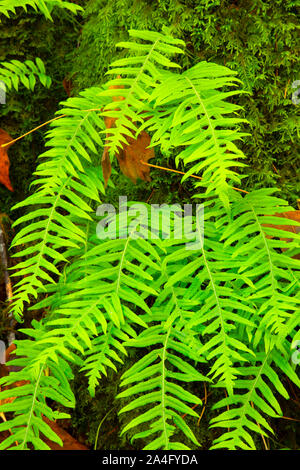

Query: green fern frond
[[147, 62, 249, 207], [118, 318, 208, 450], [210, 349, 300, 450], [0, 0, 82, 20], [0, 58, 51, 91], [100, 29, 185, 156], [9, 88, 107, 320], [28, 208, 162, 396], [221, 188, 300, 349], [160, 203, 256, 396], [0, 333, 75, 450]]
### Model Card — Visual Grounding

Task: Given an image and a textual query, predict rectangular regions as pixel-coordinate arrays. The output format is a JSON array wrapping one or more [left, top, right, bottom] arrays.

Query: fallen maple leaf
[[0, 129, 14, 192], [101, 79, 154, 187]]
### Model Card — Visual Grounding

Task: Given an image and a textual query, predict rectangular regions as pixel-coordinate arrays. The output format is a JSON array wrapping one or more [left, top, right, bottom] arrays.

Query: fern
[[118, 320, 208, 450], [0, 58, 51, 91], [0, 26, 299, 451], [146, 62, 249, 208], [0, 0, 82, 20], [210, 350, 300, 450], [0, 323, 75, 450], [221, 189, 300, 350], [100, 28, 185, 157], [162, 214, 256, 397], [9, 88, 106, 320]]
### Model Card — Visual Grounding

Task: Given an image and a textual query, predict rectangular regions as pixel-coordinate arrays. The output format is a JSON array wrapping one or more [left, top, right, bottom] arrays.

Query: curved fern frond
[[210, 349, 300, 450], [118, 318, 209, 450], [9, 88, 107, 319], [0, 0, 82, 20], [29, 207, 162, 395], [148, 62, 249, 207], [161, 202, 256, 396], [221, 188, 300, 349], [100, 29, 185, 156], [0, 330, 75, 450], [0, 58, 51, 91]]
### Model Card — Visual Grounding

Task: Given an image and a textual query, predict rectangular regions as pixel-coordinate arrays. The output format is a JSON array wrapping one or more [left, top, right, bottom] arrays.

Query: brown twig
[[0, 215, 14, 345], [0, 115, 66, 148], [250, 401, 269, 450], [140, 160, 249, 194], [0, 108, 103, 148], [197, 382, 208, 426]]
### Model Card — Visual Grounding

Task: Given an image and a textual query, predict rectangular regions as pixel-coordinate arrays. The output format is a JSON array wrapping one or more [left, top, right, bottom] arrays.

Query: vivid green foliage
[[0, 0, 83, 216], [71, 0, 300, 204], [0, 57, 52, 90], [0, 5, 299, 451], [0, 0, 82, 20]]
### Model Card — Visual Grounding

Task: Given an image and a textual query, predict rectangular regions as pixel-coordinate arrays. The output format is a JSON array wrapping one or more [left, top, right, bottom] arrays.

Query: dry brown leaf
[[0, 344, 27, 438], [42, 417, 89, 450], [0, 344, 88, 449], [116, 130, 154, 183], [263, 210, 300, 259], [101, 146, 112, 188], [62, 77, 73, 97], [0, 129, 14, 192], [101, 78, 154, 187], [1, 344, 28, 404]]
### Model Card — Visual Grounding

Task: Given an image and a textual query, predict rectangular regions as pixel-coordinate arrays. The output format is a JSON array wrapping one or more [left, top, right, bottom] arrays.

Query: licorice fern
[[146, 63, 249, 208], [100, 28, 185, 158], [0, 28, 299, 451], [0, 0, 82, 20], [0, 0, 82, 105], [10, 87, 106, 320], [0, 58, 51, 92], [209, 349, 300, 450]]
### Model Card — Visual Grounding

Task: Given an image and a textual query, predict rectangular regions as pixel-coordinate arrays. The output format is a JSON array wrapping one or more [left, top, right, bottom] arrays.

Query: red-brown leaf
[[263, 210, 300, 259], [0, 129, 14, 192], [101, 79, 154, 187]]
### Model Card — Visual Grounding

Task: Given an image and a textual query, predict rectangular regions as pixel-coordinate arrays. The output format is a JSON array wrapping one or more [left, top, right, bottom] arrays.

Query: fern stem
[[20, 364, 45, 450], [1, 109, 102, 148], [94, 407, 115, 450], [161, 325, 172, 449]]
